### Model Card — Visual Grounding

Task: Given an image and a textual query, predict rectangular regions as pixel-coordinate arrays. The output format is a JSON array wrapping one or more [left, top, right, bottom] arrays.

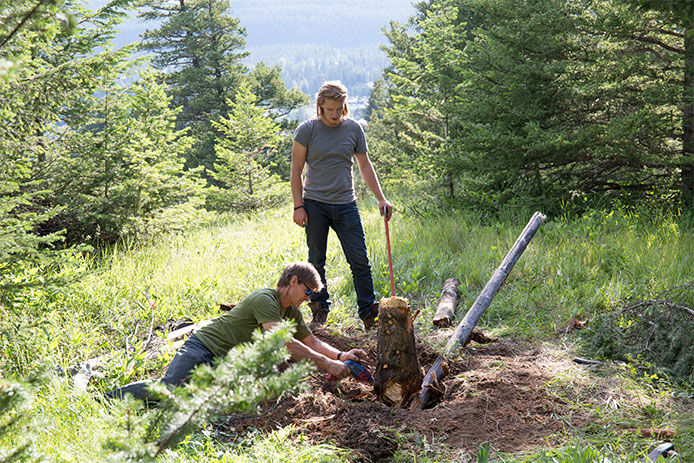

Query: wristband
[[294, 205, 304, 210], [337, 352, 343, 361]]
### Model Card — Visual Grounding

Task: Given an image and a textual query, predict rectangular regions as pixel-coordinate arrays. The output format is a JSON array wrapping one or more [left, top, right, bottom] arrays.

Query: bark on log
[[374, 296, 423, 407], [619, 428, 676, 439], [432, 278, 461, 327], [411, 211, 546, 411]]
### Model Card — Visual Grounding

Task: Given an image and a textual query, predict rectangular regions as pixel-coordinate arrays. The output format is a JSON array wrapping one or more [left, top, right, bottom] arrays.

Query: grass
[[0, 200, 692, 462], [372, 204, 692, 341], [172, 427, 351, 462]]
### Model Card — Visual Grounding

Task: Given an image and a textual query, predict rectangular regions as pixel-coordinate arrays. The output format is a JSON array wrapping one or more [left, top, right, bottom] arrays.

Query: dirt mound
[[216, 329, 586, 462]]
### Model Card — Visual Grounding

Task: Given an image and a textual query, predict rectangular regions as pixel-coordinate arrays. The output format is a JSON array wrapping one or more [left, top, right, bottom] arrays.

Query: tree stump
[[374, 296, 423, 407]]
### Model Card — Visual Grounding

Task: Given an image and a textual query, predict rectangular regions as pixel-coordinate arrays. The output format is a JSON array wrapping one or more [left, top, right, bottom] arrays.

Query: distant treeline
[[233, 0, 414, 96], [231, 0, 415, 48], [109, 0, 416, 97], [247, 44, 387, 97]]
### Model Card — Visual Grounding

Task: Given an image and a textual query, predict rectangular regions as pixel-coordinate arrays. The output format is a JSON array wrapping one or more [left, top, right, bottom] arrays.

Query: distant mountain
[[232, 0, 415, 49], [87, 0, 417, 99]]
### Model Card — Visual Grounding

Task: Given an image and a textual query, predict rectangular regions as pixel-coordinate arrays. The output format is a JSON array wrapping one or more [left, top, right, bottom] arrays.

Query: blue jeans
[[303, 198, 375, 319], [107, 334, 215, 402]]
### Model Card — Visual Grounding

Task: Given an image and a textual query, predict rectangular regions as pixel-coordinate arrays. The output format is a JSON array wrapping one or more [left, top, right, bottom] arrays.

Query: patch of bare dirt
[[216, 328, 587, 462]]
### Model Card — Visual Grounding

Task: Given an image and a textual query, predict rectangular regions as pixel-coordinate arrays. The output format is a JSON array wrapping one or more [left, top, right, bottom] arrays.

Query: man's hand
[[341, 348, 369, 365], [379, 199, 393, 221], [327, 359, 350, 379], [293, 207, 308, 227]]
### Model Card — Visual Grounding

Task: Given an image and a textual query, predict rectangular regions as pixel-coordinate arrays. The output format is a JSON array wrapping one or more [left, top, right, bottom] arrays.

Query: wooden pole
[[411, 211, 546, 410], [432, 278, 461, 327], [384, 213, 396, 297]]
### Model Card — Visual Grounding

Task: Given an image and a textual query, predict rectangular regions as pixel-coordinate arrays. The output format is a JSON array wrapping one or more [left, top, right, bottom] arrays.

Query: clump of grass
[[202, 426, 350, 462]]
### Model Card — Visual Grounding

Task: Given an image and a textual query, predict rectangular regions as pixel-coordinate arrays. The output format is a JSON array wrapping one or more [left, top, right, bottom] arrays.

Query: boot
[[308, 301, 328, 328], [362, 302, 380, 331]]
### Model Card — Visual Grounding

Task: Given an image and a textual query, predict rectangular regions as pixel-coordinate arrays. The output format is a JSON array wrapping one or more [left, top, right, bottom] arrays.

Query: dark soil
[[216, 327, 587, 462]]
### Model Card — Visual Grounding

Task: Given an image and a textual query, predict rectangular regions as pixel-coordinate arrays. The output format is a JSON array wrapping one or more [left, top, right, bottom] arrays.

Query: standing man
[[108, 262, 368, 402], [290, 81, 393, 330]]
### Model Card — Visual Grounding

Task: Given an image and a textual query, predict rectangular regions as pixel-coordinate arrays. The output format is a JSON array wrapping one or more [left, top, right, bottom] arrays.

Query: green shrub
[[582, 283, 694, 384]]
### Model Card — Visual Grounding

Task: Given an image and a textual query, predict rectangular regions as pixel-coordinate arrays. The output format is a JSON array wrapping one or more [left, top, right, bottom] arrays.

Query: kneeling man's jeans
[[107, 334, 214, 402]]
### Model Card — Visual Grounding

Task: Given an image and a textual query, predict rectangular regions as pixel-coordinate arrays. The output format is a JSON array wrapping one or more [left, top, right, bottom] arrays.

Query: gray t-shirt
[[294, 117, 368, 204]]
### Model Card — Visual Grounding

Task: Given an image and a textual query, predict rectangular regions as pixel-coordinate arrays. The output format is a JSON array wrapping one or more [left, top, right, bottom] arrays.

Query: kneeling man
[[108, 262, 368, 401]]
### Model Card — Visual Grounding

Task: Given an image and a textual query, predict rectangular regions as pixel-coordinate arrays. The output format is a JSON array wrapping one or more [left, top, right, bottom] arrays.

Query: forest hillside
[[1, 0, 692, 461]]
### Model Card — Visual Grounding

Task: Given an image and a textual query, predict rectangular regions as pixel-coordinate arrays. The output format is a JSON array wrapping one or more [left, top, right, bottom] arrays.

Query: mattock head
[[646, 443, 679, 462]]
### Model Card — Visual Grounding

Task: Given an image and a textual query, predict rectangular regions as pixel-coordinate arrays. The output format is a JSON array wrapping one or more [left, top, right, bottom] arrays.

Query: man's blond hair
[[315, 81, 349, 118]]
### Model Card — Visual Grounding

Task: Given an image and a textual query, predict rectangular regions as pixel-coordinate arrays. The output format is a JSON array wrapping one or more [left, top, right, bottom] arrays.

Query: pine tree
[[46, 70, 207, 242], [209, 82, 284, 210], [369, 0, 686, 212], [451, 0, 589, 206], [247, 62, 308, 119], [0, 0, 73, 60], [371, 0, 469, 204], [619, 0, 694, 206], [0, 0, 132, 303], [138, 0, 248, 174]]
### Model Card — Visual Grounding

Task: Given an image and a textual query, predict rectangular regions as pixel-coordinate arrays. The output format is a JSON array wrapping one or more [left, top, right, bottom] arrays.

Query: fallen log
[[572, 357, 604, 366], [374, 296, 423, 407], [167, 323, 196, 342], [411, 211, 546, 411], [619, 428, 676, 439], [432, 278, 461, 327]]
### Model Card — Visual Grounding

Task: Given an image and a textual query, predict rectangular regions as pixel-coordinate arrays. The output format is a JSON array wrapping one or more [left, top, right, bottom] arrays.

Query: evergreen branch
[[623, 283, 694, 318], [626, 33, 685, 54], [644, 27, 685, 39], [141, 323, 309, 459], [663, 301, 694, 318], [0, 0, 50, 49], [624, 298, 694, 318], [153, 382, 227, 457], [12, 48, 131, 84]]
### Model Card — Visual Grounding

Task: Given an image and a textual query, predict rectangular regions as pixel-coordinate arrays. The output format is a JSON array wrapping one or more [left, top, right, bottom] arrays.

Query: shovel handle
[[383, 208, 395, 297]]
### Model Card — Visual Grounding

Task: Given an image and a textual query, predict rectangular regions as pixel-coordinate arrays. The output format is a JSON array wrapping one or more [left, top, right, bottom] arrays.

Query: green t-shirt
[[194, 288, 312, 357]]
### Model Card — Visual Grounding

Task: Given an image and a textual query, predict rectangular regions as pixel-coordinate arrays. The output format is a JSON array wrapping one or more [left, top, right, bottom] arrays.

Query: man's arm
[[355, 152, 393, 220], [301, 333, 369, 365], [262, 322, 350, 378], [290, 141, 308, 227]]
